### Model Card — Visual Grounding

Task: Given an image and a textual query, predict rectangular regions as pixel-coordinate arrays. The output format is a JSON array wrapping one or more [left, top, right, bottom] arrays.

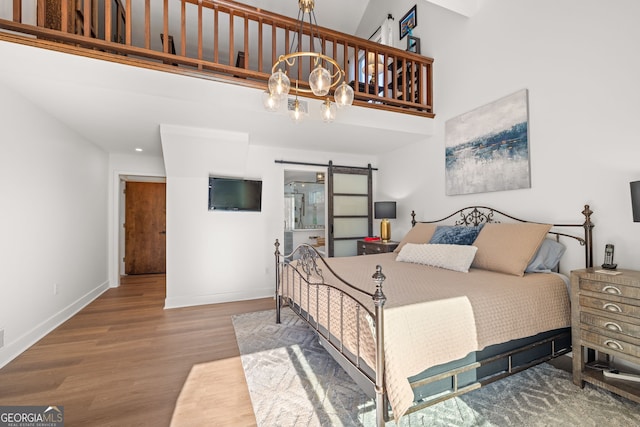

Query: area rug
[[233, 309, 640, 427]]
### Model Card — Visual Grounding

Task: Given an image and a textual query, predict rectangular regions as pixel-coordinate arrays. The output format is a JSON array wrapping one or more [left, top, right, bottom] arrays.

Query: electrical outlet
[[53, 283, 58, 295], [0, 329, 4, 348]]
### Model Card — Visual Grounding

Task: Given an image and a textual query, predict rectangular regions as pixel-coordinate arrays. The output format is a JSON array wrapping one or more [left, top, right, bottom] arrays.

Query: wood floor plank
[[0, 274, 273, 426]]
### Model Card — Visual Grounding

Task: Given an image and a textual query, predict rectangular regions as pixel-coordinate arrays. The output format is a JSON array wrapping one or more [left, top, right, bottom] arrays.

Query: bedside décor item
[[445, 89, 531, 196], [601, 243, 617, 269], [399, 5, 417, 40], [374, 201, 396, 242], [630, 181, 640, 221]]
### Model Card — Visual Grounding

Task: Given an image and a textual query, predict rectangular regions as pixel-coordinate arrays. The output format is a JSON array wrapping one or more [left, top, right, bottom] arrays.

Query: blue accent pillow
[[428, 224, 484, 245], [525, 239, 566, 273]]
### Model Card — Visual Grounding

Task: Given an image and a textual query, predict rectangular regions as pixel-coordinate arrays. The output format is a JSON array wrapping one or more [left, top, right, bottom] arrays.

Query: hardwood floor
[[0, 274, 274, 426]]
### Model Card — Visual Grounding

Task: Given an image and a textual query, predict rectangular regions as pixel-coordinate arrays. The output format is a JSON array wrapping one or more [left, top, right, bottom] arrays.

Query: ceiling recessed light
[[135, 148, 143, 152]]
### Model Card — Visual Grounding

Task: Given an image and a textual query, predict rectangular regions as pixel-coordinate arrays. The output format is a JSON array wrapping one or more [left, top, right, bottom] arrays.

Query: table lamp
[[631, 181, 640, 222], [374, 201, 396, 242], [362, 52, 385, 85]]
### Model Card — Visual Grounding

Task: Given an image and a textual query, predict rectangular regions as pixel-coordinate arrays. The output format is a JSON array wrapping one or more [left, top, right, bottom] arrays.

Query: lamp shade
[[631, 181, 640, 222], [374, 201, 396, 219]]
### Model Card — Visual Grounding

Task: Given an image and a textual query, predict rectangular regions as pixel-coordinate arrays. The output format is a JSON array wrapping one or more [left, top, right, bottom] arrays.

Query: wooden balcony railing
[[0, 0, 434, 118]]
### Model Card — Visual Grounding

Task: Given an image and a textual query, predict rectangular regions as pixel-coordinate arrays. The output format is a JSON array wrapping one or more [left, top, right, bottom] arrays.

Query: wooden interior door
[[124, 182, 166, 275]]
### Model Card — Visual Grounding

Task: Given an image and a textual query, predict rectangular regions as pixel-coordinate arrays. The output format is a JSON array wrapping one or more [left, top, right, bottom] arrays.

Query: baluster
[[104, 0, 111, 42], [142, 0, 149, 48], [163, 0, 169, 54], [257, 18, 263, 72], [213, 5, 219, 63], [61, 0, 68, 33], [197, 0, 203, 68], [242, 12, 248, 70], [228, 10, 234, 67], [13, 0, 21, 23], [180, 0, 186, 56], [83, 0, 90, 36]]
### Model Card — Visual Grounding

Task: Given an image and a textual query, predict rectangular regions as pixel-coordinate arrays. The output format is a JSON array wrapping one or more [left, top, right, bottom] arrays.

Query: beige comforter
[[280, 252, 570, 422]]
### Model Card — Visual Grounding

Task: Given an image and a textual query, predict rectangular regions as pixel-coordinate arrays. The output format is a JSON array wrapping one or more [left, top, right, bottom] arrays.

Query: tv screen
[[208, 177, 262, 212]]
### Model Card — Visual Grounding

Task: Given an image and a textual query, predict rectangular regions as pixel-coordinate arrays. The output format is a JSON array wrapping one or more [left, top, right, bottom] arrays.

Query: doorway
[[284, 170, 326, 257], [120, 178, 166, 275]]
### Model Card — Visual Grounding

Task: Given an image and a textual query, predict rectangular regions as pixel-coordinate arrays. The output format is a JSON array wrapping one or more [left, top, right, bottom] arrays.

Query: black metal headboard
[[410, 205, 594, 268]]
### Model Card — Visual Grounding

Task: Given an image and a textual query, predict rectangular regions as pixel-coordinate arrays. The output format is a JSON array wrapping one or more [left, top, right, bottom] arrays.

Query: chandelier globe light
[[334, 81, 355, 108], [290, 99, 305, 123], [262, 90, 280, 112], [321, 98, 336, 123], [309, 65, 331, 96], [264, 0, 353, 121], [268, 69, 290, 100]]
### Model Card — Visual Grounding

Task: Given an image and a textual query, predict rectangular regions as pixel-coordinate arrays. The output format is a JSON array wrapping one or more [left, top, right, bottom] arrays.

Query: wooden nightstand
[[357, 240, 399, 255], [570, 268, 640, 403]]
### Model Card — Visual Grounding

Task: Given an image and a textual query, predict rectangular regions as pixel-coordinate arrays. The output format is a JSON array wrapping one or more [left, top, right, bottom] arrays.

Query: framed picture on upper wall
[[445, 89, 531, 196], [399, 5, 417, 40], [407, 36, 420, 54]]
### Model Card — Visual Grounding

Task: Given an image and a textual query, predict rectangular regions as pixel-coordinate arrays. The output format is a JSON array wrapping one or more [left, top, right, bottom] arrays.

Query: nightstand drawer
[[580, 279, 640, 301], [357, 240, 399, 255], [359, 244, 384, 254], [581, 329, 640, 358], [578, 295, 640, 320], [580, 311, 640, 339]]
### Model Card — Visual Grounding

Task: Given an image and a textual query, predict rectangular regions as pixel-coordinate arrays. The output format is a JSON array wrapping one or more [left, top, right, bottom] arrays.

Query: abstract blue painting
[[445, 89, 530, 196]]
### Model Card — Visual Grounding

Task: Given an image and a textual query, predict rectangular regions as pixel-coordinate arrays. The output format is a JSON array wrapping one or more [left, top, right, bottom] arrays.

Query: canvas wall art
[[445, 89, 530, 196]]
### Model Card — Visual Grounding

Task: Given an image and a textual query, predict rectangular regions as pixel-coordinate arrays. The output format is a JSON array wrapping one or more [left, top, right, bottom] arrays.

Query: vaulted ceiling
[[0, 1, 475, 158]]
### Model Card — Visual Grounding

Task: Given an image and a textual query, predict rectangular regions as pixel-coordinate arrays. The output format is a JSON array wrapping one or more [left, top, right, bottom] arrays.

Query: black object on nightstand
[[357, 240, 399, 255]]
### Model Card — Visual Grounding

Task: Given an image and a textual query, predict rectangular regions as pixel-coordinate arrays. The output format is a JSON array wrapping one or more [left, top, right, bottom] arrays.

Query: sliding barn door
[[327, 163, 373, 257]]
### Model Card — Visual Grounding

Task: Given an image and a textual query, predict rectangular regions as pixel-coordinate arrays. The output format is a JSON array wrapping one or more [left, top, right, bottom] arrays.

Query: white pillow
[[396, 243, 478, 273]]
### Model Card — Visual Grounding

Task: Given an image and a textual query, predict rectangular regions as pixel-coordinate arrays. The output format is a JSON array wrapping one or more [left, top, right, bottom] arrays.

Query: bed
[[274, 205, 594, 426]]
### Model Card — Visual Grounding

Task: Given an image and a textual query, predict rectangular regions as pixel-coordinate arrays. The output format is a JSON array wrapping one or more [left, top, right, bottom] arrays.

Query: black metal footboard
[[274, 240, 388, 426]]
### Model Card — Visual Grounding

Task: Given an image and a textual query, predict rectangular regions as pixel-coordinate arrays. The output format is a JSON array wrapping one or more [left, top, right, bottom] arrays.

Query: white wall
[[0, 82, 109, 368], [361, 0, 640, 272], [160, 124, 376, 308]]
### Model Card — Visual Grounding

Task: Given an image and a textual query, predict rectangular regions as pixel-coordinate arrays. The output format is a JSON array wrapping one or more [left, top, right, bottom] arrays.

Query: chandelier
[[262, 0, 354, 123]]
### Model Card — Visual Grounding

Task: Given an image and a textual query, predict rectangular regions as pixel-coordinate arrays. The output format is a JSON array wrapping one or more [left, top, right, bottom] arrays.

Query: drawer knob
[[604, 339, 624, 351], [603, 303, 622, 313], [604, 321, 623, 332], [602, 285, 622, 295]]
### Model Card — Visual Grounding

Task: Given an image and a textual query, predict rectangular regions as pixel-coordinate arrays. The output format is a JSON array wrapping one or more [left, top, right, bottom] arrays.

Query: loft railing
[[0, 0, 434, 118]]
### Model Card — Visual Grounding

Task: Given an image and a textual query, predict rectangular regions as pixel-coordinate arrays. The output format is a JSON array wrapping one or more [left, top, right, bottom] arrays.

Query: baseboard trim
[[0, 280, 110, 369], [164, 288, 272, 309]]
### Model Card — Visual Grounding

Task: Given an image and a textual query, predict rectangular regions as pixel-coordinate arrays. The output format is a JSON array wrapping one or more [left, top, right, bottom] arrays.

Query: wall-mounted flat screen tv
[[208, 177, 262, 212]]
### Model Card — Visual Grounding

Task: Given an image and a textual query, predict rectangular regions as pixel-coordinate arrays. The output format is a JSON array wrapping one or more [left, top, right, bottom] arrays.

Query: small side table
[[357, 240, 399, 255], [570, 268, 640, 404]]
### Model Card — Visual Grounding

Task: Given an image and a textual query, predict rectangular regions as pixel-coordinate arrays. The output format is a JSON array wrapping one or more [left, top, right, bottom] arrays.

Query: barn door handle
[[159, 231, 166, 235]]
